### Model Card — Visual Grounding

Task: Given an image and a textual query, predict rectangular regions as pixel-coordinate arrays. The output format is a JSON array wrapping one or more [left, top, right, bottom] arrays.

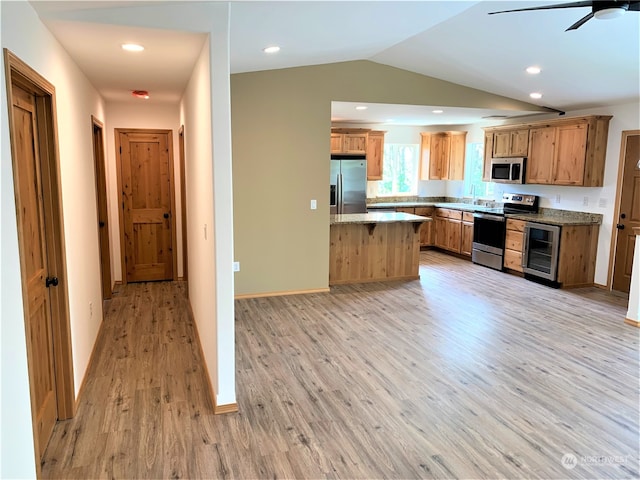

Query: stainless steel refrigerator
[[330, 154, 367, 214]]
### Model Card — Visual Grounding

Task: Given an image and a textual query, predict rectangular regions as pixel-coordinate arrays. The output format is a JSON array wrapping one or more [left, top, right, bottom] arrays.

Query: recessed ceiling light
[[263, 46, 280, 54], [132, 90, 150, 99], [355, 106, 368, 110], [122, 43, 144, 52], [530, 92, 543, 99], [432, 109, 444, 114], [526, 66, 541, 74]]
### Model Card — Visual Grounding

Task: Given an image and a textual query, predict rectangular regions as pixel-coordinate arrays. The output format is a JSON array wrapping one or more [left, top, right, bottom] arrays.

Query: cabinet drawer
[[505, 230, 523, 251], [504, 249, 523, 272], [436, 208, 463, 220], [506, 218, 526, 232], [414, 207, 434, 217], [462, 212, 474, 223]]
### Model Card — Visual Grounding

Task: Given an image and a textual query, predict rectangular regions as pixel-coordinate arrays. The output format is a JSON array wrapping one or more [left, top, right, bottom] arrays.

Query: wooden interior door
[[11, 81, 58, 461], [118, 129, 175, 283], [612, 132, 640, 293], [92, 117, 111, 300]]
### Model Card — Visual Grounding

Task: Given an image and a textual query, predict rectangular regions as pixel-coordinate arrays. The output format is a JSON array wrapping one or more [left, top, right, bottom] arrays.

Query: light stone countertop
[[330, 212, 431, 225]]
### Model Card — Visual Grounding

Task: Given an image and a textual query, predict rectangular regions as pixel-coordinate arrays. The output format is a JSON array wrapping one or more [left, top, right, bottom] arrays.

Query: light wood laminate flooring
[[42, 250, 639, 479]]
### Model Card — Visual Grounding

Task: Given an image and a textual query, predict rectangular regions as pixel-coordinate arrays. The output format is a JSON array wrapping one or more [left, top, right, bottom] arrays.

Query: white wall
[[1, 1, 105, 477], [180, 23, 236, 408], [104, 102, 183, 281]]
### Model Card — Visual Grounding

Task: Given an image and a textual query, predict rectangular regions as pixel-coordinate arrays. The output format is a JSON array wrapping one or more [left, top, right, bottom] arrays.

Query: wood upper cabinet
[[484, 115, 611, 187], [420, 131, 467, 181], [331, 129, 385, 180], [492, 129, 529, 158], [366, 131, 385, 180]]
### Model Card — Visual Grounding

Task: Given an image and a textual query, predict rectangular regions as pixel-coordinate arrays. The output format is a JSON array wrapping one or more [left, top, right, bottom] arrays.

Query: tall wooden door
[[117, 129, 176, 283], [92, 117, 111, 299], [612, 132, 640, 293], [11, 82, 58, 462]]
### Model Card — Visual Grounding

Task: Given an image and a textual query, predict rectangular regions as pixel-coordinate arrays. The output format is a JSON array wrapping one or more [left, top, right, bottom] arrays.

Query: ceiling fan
[[488, 1, 640, 31]]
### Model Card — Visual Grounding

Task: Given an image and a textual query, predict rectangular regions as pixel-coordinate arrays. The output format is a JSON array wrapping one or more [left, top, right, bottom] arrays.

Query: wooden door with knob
[[612, 131, 640, 293], [116, 129, 176, 283]]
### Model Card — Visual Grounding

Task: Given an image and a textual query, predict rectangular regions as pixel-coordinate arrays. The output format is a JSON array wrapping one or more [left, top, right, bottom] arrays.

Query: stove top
[[502, 193, 538, 215]]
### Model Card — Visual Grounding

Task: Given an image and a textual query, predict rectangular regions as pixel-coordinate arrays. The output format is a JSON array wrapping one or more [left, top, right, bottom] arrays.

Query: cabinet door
[[492, 131, 511, 157], [526, 127, 556, 184], [415, 207, 434, 246], [447, 219, 462, 252], [482, 131, 494, 181], [434, 216, 447, 248], [510, 130, 529, 156], [504, 249, 524, 272], [419, 133, 431, 181], [366, 132, 384, 180], [448, 133, 466, 180], [343, 134, 367, 153], [461, 221, 473, 256], [330, 133, 343, 153], [553, 123, 588, 185], [429, 134, 447, 179]]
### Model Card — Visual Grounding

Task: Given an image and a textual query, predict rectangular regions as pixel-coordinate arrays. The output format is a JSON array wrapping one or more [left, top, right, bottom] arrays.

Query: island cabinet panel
[[329, 223, 421, 285]]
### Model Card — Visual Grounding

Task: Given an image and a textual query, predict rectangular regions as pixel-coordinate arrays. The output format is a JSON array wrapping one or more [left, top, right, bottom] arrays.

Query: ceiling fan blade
[[566, 11, 595, 29], [488, 1, 594, 15], [627, 1, 640, 10]]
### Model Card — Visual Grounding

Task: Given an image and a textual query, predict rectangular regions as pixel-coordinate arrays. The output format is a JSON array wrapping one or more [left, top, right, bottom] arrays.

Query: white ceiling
[[30, 0, 640, 126]]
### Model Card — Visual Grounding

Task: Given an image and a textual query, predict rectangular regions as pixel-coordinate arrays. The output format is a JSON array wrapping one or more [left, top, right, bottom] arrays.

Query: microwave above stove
[[490, 157, 525, 184]]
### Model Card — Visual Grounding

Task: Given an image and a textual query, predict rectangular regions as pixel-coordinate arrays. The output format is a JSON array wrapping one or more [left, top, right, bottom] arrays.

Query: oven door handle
[[473, 213, 505, 222]]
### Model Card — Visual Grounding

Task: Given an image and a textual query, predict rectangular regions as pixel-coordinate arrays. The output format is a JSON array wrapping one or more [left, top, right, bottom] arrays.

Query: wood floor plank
[[41, 253, 639, 479]]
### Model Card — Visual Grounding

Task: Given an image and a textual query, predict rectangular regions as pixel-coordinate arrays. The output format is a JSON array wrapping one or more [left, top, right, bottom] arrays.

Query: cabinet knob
[[616, 224, 625, 230]]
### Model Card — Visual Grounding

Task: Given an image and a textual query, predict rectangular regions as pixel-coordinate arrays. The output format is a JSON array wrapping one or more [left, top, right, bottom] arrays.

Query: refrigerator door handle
[[336, 173, 342, 214]]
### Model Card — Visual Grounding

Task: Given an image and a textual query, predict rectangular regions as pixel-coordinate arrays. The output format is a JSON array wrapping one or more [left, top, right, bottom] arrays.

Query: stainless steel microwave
[[490, 157, 526, 184]]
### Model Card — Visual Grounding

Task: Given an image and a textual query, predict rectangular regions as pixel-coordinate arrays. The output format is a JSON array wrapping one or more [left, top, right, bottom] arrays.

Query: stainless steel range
[[472, 193, 538, 271]]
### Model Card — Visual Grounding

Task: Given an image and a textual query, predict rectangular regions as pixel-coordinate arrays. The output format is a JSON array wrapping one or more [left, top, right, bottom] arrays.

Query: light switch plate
[[233, 261, 240, 272], [310, 199, 317, 210]]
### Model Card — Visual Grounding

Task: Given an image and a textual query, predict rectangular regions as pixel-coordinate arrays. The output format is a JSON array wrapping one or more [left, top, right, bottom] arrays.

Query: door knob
[[620, 213, 626, 219], [163, 213, 170, 219], [616, 224, 625, 230], [45, 276, 59, 288]]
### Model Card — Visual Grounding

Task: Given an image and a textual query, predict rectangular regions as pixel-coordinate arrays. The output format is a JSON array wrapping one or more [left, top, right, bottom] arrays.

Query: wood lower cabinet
[[396, 207, 434, 247], [504, 219, 526, 272], [420, 131, 467, 180], [557, 224, 599, 288], [434, 208, 463, 253], [461, 212, 474, 257]]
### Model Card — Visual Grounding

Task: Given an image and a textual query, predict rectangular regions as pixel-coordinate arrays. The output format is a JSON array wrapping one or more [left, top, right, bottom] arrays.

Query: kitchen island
[[330, 212, 430, 285]]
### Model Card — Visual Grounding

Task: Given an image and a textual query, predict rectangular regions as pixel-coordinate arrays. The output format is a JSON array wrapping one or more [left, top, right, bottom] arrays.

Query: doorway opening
[[92, 116, 112, 301]]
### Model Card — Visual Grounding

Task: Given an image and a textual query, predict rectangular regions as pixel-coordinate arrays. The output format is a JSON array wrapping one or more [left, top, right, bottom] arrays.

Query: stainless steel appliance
[[330, 154, 367, 214], [523, 222, 561, 283], [490, 157, 526, 184], [472, 193, 538, 270]]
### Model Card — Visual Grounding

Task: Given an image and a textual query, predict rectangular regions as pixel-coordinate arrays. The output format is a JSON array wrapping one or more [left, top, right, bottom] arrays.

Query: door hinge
[[119, 146, 122, 154]]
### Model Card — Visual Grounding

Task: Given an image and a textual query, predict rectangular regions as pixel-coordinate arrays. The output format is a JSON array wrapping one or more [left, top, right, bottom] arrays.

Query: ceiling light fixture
[[263, 46, 280, 54], [122, 43, 144, 52], [432, 109, 444, 114], [530, 92, 543, 99], [132, 90, 150, 99], [526, 66, 541, 74], [594, 7, 627, 20], [355, 106, 368, 110]]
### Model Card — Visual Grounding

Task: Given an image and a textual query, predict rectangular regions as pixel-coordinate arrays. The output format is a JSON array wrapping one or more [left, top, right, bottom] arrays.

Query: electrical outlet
[[233, 261, 240, 272], [583, 196, 589, 207], [310, 199, 317, 210], [89, 301, 93, 319], [598, 198, 607, 208], [555, 194, 561, 204]]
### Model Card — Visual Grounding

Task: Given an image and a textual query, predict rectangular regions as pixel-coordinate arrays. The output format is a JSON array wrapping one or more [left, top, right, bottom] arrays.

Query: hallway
[[41, 252, 639, 479]]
